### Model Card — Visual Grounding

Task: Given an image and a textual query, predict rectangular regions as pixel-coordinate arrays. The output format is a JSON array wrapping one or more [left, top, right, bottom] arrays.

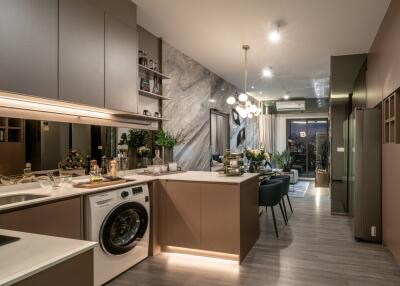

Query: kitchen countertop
[[0, 171, 259, 212], [0, 229, 96, 286], [155, 171, 260, 184]]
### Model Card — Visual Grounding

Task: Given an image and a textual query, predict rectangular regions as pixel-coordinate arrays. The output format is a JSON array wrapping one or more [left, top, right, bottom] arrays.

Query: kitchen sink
[[0, 194, 49, 206]]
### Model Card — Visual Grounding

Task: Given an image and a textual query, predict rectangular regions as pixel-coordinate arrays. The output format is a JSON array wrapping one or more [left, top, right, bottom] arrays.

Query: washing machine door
[[100, 202, 148, 255]]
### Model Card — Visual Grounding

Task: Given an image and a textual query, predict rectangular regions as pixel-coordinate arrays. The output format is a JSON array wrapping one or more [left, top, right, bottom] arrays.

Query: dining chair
[[271, 175, 293, 219], [259, 180, 287, 238]]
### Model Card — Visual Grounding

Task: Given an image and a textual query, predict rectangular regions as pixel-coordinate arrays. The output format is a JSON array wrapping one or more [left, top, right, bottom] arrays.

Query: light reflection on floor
[[163, 252, 240, 276]]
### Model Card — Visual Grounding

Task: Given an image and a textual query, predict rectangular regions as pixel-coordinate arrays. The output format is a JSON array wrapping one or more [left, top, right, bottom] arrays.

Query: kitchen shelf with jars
[[138, 50, 171, 122]]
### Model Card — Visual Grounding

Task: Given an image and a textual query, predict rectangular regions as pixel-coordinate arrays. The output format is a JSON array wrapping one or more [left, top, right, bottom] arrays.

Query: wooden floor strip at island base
[[108, 183, 400, 286]]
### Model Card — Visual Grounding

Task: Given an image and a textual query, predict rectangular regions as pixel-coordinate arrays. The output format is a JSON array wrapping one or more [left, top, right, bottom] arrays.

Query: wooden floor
[[108, 183, 400, 286]]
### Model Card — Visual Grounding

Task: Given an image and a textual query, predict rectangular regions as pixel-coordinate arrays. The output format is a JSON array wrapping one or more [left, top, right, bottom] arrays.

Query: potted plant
[[155, 129, 185, 163], [244, 148, 265, 173], [271, 150, 293, 172], [119, 130, 149, 169]]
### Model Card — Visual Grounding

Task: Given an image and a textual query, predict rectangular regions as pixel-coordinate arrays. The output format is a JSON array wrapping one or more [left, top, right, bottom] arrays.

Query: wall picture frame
[[236, 128, 246, 147], [232, 109, 240, 126]]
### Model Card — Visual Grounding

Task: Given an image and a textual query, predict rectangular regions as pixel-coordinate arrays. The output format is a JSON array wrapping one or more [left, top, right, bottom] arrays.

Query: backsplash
[[162, 42, 258, 171]]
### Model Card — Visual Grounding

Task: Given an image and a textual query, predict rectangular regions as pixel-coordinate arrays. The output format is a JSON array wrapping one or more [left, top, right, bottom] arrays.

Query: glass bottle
[[138, 50, 145, 66], [152, 149, 163, 175], [89, 160, 102, 183], [152, 76, 160, 94]]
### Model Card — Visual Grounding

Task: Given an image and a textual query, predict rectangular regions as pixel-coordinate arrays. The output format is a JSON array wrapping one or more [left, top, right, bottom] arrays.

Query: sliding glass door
[[287, 119, 328, 178]]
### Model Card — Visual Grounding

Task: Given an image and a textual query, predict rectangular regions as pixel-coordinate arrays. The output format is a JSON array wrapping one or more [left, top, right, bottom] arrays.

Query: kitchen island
[[150, 171, 260, 263]]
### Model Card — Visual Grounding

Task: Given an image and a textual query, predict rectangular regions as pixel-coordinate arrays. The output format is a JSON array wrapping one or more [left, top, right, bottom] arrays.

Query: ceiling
[[133, 0, 390, 101]]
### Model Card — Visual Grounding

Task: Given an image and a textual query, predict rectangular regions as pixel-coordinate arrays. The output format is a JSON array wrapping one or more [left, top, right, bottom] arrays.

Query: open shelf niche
[[383, 90, 400, 144]]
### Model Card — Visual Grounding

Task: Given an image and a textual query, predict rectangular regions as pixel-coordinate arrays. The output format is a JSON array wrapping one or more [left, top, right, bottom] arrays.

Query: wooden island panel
[[155, 176, 259, 263], [164, 181, 201, 249], [201, 183, 240, 254]]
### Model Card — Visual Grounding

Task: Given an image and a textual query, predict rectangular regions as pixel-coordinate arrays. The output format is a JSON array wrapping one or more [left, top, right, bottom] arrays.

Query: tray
[[139, 170, 186, 177], [73, 178, 135, 189]]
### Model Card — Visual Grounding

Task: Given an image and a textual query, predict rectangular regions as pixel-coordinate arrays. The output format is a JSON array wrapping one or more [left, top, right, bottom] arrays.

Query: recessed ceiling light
[[251, 85, 255, 89], [262, 67, 273, 78], [209, 99, 216, 103], [269, 24, 281, 43], [283, 94, 290, 100], [259, 91, 263, 95]]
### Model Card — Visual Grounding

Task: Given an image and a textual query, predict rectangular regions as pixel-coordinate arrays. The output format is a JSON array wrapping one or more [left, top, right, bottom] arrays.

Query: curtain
[[257, 110, 276, 153]]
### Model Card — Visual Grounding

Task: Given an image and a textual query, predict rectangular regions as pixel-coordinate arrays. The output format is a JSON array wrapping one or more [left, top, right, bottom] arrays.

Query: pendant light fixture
[[226, 45, 260, 118]]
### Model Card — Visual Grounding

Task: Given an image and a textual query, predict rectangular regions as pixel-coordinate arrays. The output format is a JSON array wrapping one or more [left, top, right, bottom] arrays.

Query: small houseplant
[[271, 150, 292, 172], [155, 129, 185, 163], [244, 148, 265, 173], [119, 130, 149, 168]]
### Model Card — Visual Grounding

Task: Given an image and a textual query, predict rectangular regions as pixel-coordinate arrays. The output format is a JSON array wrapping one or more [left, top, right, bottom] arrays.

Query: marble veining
[[162, 42, 258, 171]]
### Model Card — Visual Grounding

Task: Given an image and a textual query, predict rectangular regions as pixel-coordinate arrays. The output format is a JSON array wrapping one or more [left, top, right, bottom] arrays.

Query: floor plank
[[108, 183, 400, 286]]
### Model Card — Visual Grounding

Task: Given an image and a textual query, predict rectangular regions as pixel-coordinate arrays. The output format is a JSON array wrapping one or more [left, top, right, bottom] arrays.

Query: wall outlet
[[371, 226, 377, 237]]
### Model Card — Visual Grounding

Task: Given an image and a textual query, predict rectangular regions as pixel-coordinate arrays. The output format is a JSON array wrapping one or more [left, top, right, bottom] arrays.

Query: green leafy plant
[[155, 129, 185, 149], [271, 150, 292, 172], [118, 129, 149, 148]]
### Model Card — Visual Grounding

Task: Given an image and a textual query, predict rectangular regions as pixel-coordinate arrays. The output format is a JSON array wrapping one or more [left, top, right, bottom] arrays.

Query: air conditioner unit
[[276, 100, 305, 112]]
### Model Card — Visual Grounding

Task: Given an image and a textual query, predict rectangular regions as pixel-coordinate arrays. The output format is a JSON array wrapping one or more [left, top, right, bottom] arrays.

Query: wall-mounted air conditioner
[[276, 100, 305, 112]]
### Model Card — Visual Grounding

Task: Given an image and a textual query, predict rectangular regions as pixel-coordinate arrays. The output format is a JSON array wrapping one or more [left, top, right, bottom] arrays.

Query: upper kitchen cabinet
[[59, 0, 105, 108], [0, 0, 58, 99], [105, 13, 138, 113]]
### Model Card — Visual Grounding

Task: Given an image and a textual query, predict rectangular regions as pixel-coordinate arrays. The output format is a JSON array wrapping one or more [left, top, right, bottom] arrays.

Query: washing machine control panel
[[132, 186, 143, 195]]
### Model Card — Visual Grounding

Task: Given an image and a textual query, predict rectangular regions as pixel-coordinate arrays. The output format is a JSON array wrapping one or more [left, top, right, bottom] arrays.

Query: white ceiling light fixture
[[269, 23, 281, 44], [226, 45, 259, 118], [262, 67, 273, 78], [226, 96, 236, 105], [238, 92, 248, 102], [283, 94, 290, 100]]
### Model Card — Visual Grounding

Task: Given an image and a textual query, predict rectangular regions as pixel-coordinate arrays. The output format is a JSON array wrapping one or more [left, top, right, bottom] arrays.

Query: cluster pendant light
[[226, 45, 261, 118]]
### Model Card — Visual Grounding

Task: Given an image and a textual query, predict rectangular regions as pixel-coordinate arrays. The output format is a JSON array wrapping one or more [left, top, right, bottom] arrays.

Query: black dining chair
[[259, 180, 287, 238], [271, 175, 293, 219]]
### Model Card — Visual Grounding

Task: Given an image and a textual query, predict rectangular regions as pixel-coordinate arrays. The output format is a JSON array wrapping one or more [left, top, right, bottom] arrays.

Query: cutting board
[[73, 178, 133, 189]]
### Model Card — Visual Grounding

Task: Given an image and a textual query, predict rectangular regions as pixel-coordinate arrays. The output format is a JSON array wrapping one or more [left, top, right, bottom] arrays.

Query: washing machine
[[85, 184, 150, 286]]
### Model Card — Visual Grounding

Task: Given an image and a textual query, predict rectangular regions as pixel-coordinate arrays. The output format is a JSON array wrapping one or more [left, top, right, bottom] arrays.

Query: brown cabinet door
[[0, 0, 58, 99], [201, 183, 240, 254], [59, 0, 105, 107], [165, 181, 201, 249], [0, 198, 82, 239], [105, 12, 138, 113]]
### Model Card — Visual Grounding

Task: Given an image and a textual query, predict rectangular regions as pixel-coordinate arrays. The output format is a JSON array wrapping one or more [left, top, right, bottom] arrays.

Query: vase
[[249, 161, 261, 173], [140, 157, 149, 168], [162, 146, 174, 164], [127, 147, 138, 169]]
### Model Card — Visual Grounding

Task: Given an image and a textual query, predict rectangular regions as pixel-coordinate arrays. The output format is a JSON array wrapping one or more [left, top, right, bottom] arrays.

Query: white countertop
[[0, 229, 96, 286], [155, 171, 260, 184], [0, 171, 259, 212]]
